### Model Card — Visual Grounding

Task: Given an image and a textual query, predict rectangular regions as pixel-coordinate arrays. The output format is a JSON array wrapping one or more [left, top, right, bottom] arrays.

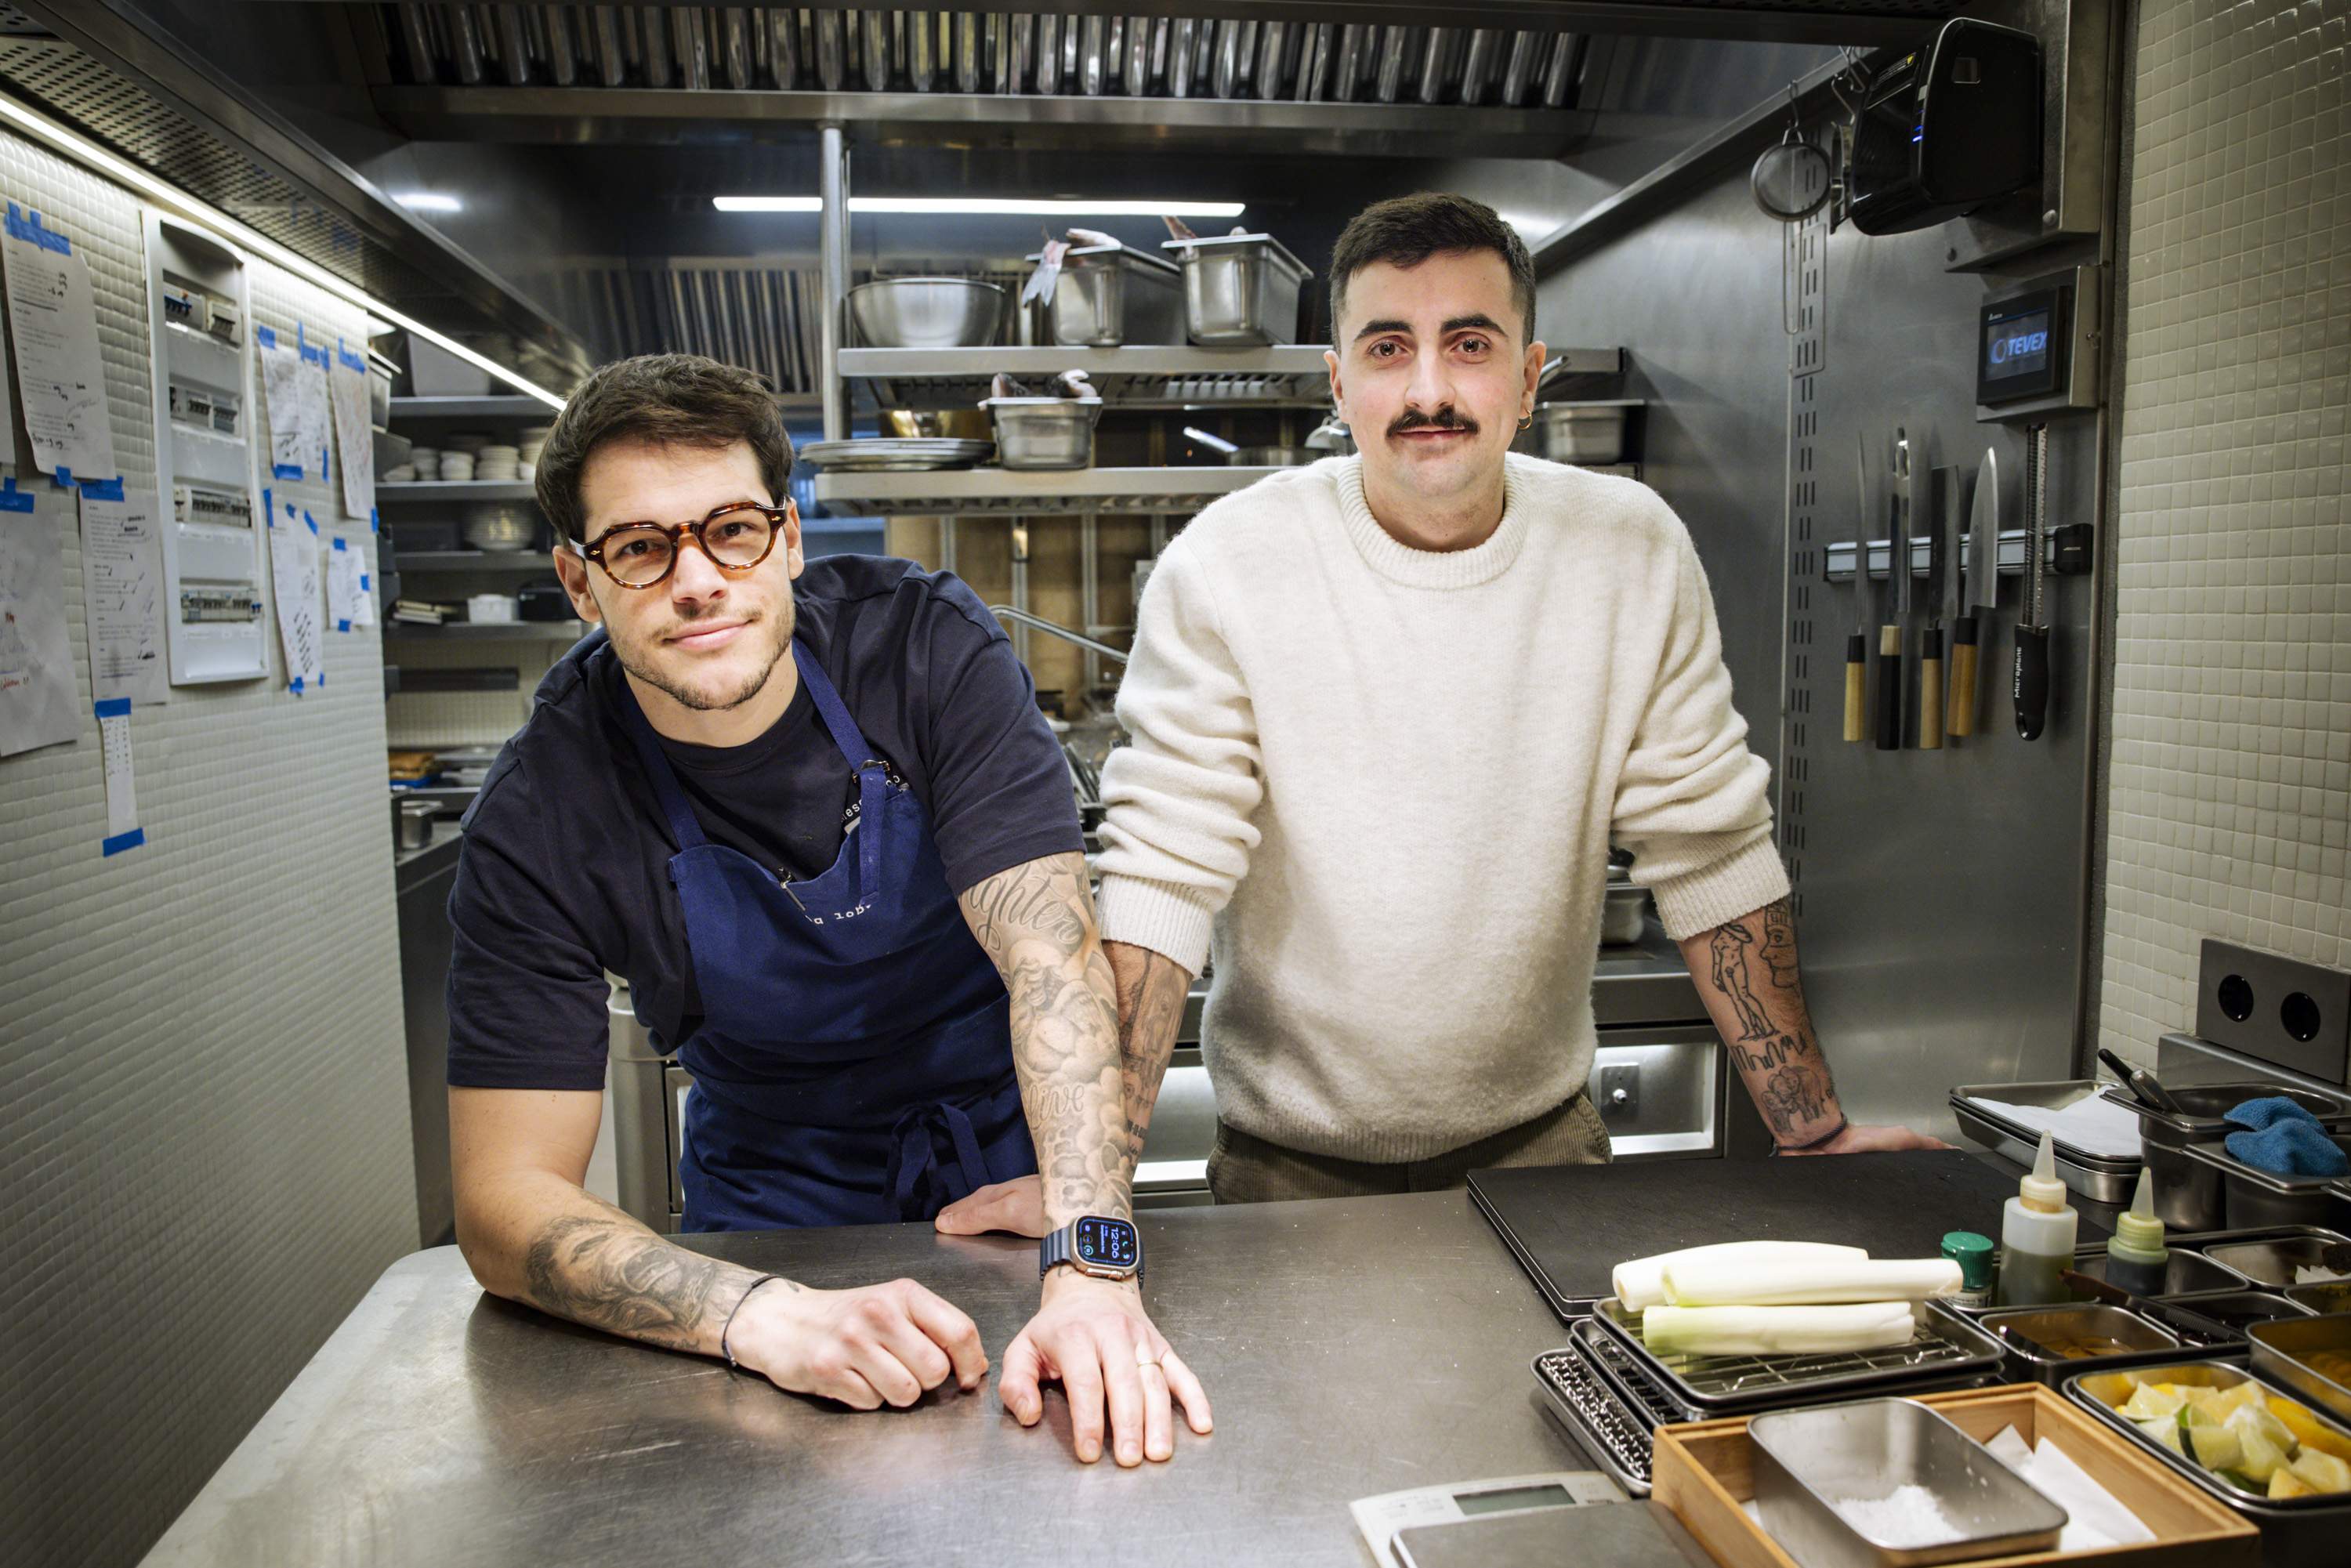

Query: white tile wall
[[2099, 0, 2351, 1064], [0, 135, 415, 1565]]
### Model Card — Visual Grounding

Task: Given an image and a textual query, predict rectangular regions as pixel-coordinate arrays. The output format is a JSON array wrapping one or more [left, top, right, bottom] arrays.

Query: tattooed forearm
[[1679, 899, 1843, 1148], [1107, 941, 1192, 1186], [517, 1191, 783, 1353], [960, 853, 1130, 1226]]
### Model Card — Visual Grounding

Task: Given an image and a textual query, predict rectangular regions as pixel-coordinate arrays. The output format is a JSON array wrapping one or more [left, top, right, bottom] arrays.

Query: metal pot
[[849, 277, 1005, 348]]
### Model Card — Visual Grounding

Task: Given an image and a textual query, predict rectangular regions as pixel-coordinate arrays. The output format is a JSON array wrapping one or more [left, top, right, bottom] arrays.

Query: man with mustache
[[936, 194, 1940, 1233], [443, 356, 1207, 1468]]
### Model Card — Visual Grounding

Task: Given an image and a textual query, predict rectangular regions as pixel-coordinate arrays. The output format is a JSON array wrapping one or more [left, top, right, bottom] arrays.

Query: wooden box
[[1650, 1382, 2259, 1568]]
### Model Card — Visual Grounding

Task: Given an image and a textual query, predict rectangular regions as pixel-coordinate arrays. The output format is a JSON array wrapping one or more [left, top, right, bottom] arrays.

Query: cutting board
[[1469, 1150, 2107, 1318]]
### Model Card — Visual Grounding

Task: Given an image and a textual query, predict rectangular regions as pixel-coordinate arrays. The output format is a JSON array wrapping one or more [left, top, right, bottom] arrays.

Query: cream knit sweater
[[1094, 453, 1789, 1164]]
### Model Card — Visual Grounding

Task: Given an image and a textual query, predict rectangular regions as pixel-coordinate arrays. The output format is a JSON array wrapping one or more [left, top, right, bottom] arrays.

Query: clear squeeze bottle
[[2103, 1168, 2169, 1297], [1994, 1131, 2078, 1307]]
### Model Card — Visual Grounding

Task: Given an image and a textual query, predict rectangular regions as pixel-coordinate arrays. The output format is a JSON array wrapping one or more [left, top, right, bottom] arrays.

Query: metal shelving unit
[[841, 346, 1335, 410], [812, 465, 1288, 516], [386, 395, 558, 422], [394, 550, 559, 574], [378, 480, 536, 502], [386, 619, 588, 640]]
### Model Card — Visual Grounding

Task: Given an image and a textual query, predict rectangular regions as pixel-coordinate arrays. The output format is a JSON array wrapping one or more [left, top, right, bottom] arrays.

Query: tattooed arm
[[955, 853, 1212, 1465], [1106, 940, 1194, 1190], [1675, 899, 1951, 1155], [449, 1085, 987, 1407]]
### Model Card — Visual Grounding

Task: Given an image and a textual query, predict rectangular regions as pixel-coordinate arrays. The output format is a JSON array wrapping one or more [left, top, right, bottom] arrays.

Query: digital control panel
[[1976, 266, 2104, 422]]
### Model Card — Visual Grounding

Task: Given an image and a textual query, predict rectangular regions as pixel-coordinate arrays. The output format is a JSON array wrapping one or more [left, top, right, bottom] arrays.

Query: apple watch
[[1040, 1215, 1143, 1281]]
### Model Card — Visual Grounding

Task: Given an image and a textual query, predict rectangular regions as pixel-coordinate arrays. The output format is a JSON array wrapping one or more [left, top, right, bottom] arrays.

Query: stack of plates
[[518, 424, 552, 483], [799, 438, 994, 473], [476, 444, 521, 481]]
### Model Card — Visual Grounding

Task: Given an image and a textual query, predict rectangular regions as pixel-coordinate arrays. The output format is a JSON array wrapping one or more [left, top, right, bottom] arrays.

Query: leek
[[1659, 1255, 1963, 1307], [1611, 1240, 1866, 1311], [1640, 1301, 1917, 1358]]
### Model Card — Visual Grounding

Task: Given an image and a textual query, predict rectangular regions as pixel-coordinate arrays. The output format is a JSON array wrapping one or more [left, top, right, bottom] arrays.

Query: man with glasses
[[444, 354, 1207, 1468]]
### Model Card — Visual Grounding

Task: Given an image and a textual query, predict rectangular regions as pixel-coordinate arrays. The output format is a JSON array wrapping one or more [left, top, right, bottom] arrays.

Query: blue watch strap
[[1038, 1225, 1072, 1278]]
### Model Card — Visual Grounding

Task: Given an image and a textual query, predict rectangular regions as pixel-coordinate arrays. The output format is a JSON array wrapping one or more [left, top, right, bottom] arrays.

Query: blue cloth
[[2224, 1098, 2349, 1177], [616, 639, 1037, 1231]]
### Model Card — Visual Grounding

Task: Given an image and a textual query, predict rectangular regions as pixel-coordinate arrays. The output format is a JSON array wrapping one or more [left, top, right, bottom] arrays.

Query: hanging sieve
[[1752, 119, 1834, 223]]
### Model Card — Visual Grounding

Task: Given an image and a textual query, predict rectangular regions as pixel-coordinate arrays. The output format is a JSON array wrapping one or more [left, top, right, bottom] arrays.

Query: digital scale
[[1349, 1471, 1626, 1568]]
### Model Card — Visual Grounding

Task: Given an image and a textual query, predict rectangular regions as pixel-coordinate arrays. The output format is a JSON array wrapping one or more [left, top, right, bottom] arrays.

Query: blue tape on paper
[[369, 508, 379, 534], [332, 536, 348, 552], [303, 511, 318, 534], [273, 464, 302, 480], [93, 697, 130, 719], [54, 466, 71, 487], [0, 478, 31, 512], [336, 339, 367, 375], [101, 828, 146, 857], [360, 574, 371, 591], [255, 324, 277, 350], [5, 203, 71, 254], [289, 675, 304, 694], [79, 477, 125, 502], [262, 486, 272, 519], [337, 619, 351, 633]]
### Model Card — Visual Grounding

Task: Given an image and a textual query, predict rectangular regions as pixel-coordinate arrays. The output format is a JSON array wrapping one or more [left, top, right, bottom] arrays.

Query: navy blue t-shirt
[[444, 556, 1082, 1091]]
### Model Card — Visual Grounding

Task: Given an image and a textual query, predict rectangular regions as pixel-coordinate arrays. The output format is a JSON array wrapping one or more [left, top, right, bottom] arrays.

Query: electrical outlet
[[1598, 1064, 1640, 1120], [2194, 940, 2351, 1083]]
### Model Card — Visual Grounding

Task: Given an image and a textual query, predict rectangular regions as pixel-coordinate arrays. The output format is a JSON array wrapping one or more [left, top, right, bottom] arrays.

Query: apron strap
[[613, 674, 711, 852], [886, 1101, 994, 1221], [791, 640, 889, 898]]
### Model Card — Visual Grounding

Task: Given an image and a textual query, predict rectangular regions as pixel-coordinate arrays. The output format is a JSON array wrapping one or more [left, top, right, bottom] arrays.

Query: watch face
[[1073, 1215, 1139, 1269]]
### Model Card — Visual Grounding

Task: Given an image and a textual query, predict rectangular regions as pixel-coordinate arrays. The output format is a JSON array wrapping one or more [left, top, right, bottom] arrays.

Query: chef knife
[[1846, 433, 1871, 743], [1917, 464, 1958, 751], [1876, 428, 1907, 751], [1949, 447, 1998, 738], [2012, 422, 2051, 741]]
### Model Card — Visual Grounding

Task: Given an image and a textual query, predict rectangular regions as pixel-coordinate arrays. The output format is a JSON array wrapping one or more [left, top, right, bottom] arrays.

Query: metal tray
[[1977, 1301, 2219, 1386], [2248, 1314, 2351, 1426], [1589, 1298, 2005, 1414], [2066, 1359, 2351, 1563], [2190, 1228, 2351, 1289], [2181, 1135, 2351, 1232], [2286, 1282, 2351, 1314], [2071, 1247, 2252, 1296], [1949, 1082, 2143, 1204], [2147, 1288, 2317, 1340], [796, 438, 993, 473], [1533, 1328, 1665, 1497]]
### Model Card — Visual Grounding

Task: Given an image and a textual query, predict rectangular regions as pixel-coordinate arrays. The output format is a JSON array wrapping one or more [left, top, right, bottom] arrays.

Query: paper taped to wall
[[0, 478, 76, 755], [78, 483, 167, 706], [267, 502, 323, 693], [329, 342, 374, 520], [95, 696, 142, 854], [2, 205, 116, 483]]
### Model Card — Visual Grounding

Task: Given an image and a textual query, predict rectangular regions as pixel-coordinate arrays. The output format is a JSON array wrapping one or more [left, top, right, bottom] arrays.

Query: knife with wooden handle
[[1917, 464, 1956, 751], [1846, 433, 1871, 743], [1876, 428, 1908, 751], [1949, 447, 1998, 738]]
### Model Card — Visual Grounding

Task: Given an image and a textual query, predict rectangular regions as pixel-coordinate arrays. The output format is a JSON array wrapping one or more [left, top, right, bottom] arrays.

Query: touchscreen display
[[1985, 307, 2052, 384], [1074, 1216, 1137, 1267]]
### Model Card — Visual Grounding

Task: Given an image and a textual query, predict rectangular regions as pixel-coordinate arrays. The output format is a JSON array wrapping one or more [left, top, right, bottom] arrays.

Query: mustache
[[1389, 407, 1478, 436]]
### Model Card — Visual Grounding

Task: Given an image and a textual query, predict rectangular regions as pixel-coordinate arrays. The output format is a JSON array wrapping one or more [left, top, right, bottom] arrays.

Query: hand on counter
[[1783, 1121, 1954, 1157], [933, 1174, 1051, 1238], [1000, 1272, 1212, 1466], [729, 1276, 990, 1410]]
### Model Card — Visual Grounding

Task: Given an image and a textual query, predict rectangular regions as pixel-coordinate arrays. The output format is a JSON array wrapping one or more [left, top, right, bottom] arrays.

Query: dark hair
[[534, 353, 794, 541], [1328, 192, 1537, 343]]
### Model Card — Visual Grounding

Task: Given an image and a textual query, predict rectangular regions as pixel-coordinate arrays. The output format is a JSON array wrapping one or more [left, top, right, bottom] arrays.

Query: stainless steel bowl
[[849, 277, 1005, 348], [984, 396, 1102, 471]]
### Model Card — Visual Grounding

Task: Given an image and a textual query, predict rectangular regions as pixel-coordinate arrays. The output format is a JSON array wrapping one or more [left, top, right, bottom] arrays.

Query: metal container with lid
[[2103, 1081, 2351, 1230], [1027, 241, 1182, 347], [1747, 1397, 2068, 1568], [1162, 233, 1311, 346]]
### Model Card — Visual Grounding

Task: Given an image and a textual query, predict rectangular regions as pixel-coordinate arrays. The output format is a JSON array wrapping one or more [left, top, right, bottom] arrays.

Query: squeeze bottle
[[1994, 1131, 2078, 1307]]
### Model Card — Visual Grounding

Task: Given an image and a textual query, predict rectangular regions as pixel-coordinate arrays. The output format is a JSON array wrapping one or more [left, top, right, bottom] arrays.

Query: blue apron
[[616, 639, 1036, 1231]]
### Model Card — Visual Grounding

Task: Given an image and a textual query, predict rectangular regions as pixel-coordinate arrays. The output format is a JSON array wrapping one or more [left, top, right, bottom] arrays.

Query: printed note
[[259, 332, 308, 477], [0, 483, 77, 755], [78, 484, 168, 705], [329, 343, 375, 520], [2, 205, 116, 481], [267, 505, 324, 693], [326, 535, 364, 631], [95, 697, 143, 854]]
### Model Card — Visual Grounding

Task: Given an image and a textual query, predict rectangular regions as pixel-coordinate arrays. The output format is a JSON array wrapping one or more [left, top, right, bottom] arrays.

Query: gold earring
[[1517, 410, 1534, 431]]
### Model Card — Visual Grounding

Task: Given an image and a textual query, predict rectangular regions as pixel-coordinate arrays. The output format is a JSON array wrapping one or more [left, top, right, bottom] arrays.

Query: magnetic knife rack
[[1824, 528, 2056, 583]]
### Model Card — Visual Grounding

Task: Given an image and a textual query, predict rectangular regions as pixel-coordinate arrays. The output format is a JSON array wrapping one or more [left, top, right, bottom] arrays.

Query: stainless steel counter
[[141, 1193, 1588, 1566]]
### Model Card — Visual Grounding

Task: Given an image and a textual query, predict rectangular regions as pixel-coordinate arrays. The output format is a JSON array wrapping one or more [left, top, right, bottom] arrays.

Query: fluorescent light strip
[[0, 92, 566, 407], [390, 190, 463, 214], [715, 196, 1246, 218]]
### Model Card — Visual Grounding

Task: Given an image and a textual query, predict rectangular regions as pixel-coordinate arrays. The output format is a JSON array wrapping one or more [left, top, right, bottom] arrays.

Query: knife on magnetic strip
[[1949, 448, 1998, 737], [1876, 428, 1908, 751], [1917, 463, 1957, 751], [1846, 433, 1871, 743]]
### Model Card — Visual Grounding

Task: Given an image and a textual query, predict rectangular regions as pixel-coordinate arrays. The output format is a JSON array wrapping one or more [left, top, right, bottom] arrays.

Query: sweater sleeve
[[1611, 524, 1790, 939], [1092, 536, 1263, 976]]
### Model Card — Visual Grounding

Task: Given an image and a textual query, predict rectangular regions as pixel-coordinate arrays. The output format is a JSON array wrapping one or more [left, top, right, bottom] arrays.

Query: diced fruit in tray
[[2113, 1379, 2351, 1496]]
